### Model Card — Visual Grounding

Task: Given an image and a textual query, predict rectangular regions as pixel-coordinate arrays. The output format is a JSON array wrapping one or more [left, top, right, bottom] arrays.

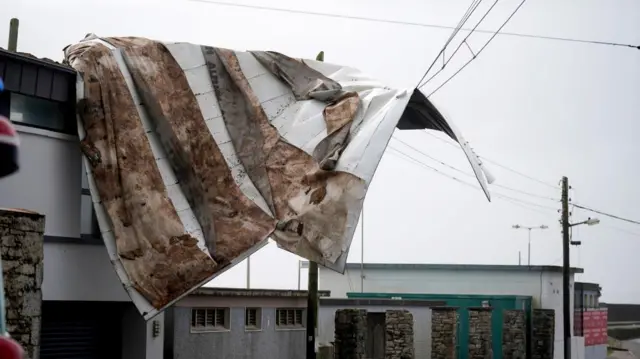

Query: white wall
[[320, 265, 577, 359], [43, 242, 129, 301], [0, 126, 130, 302], [0, 125, 82, 238]]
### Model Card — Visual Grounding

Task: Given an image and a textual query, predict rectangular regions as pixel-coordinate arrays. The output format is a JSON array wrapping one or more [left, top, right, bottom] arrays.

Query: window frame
[[244, 307, 262, 331], [190, 307, 230, 333], [275, 308, 305, 330], [8, 92, 74, 134]]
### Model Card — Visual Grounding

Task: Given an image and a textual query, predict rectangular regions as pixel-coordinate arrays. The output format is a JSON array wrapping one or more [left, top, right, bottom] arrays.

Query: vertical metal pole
[[518, 251, 521, 266], [306, 50, 324, 359], [8, 18, 19, 52], [297, 260, 301, 290], [562, 176, 571, 359], [360, 207, 364, 293], [527, 228, 532, 266], [246, 256, 251, 289]]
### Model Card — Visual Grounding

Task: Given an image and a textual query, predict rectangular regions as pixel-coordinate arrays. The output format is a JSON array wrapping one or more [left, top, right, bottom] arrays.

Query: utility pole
[[360, 207, 364, 293], [561, 176, 571, 359], [306, 50, 324, 359], [246, 256, 250, 289], [8, 18, 19, 52]]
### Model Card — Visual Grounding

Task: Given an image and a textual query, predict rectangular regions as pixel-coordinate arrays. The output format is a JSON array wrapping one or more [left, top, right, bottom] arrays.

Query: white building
[[311, 262, 586, 359], [0, 49, 163, 358]]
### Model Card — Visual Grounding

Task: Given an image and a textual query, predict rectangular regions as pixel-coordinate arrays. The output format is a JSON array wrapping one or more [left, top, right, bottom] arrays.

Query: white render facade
[[313, 262, 586, 359]]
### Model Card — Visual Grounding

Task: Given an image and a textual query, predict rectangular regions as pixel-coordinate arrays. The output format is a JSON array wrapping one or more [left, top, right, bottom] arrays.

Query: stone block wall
[[0, 209, 45, 359], [468, 307, 492, 359], [532, 309, 555, 359], [502, 310, 526, 359], [385, 310, 414, 359], [334, 309, 367, 359], [431, 307, 458, 359]]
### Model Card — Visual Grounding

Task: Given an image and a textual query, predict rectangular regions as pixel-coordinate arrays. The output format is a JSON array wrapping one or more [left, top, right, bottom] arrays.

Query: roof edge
[[302, 261, 584, 274]]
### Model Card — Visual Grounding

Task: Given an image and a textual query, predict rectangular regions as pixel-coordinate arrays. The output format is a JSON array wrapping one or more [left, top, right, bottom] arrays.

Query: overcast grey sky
[[3, 0, 639, 303]]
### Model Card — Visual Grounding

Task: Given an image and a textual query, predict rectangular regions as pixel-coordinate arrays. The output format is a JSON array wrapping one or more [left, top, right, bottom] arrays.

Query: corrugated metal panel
[[40, 319, 98, 359]]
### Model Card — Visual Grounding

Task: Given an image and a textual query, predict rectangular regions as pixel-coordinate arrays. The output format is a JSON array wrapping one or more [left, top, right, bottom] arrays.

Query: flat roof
[[302, 262, 584, 274], [190, 287, 331, 298]]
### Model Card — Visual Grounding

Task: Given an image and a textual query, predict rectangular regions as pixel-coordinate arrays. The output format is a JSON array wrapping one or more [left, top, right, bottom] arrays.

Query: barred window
[[245, 308, 261, 330], [191, 308, 229, 331], [275, 308, 304, 328]]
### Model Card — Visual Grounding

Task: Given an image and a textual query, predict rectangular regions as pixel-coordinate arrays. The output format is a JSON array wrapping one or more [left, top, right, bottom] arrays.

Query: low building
[[311, 262, 585, 359], [574, 282, 607, 359], [165, 287, 329, 359]]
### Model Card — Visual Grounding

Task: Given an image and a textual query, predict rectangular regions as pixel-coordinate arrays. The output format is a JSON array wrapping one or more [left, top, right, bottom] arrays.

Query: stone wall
[[468, 307, 492, 359], [385, 310, 414, 359], [0, 209, 45, 359], [502, 310, 526, 359], [431, 307, 458, 359], [334, 309, 367, 359], [532, 309, 555, 359]]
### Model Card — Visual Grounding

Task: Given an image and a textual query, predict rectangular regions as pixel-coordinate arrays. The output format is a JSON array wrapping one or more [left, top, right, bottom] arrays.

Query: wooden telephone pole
[[306, 50, 324, 359], [561, 176, 571, 359]]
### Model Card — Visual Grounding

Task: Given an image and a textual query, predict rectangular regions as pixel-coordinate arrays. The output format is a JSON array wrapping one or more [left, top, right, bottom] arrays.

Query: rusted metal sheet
[[66, 42, 217, 311], [63, 34, 492, 319]]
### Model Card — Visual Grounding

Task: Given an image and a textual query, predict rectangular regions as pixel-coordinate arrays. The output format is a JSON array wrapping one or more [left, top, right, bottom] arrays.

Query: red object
[[0, 336, 24, 359]]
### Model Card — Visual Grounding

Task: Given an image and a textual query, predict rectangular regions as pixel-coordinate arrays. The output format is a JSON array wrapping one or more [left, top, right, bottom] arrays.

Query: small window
[[9, 93, 68, 132], [191, 308, 229, 332], [245, 308, 262, 330], [276, 308, 304, 329]]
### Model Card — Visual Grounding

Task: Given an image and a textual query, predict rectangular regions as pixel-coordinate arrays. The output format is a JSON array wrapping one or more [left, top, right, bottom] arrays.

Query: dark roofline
[[0, 48, 75, 74], [301, 262, 584, 274], [320, 297, 447, 307], [190, 287, 331, 298]]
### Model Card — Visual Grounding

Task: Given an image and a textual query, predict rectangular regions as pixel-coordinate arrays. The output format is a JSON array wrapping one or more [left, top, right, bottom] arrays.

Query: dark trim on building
[[575, 282, 601, 292], [44, 234, 103, 245], [303, 261, 584, 274], [320, 298, 446, 307], [82, 188, 91, 195], [0, 48, 77, 135], [191, 287, 331, 298]]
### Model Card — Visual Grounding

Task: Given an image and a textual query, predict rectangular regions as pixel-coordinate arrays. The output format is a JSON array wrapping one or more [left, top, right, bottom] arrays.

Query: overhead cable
[[386, 145, 559, 211], [188, 0, 640, 50], [421, 0, 529, 96], [391, 136, 559, 201], [421, 131, 558, 189], [572, 204, 640, 226], [418, 0, 500, 89], [415, 0, 486, 88]]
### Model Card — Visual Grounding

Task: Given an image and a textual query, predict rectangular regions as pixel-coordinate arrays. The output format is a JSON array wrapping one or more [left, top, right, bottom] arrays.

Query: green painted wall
[[347, 292, 533, 359]]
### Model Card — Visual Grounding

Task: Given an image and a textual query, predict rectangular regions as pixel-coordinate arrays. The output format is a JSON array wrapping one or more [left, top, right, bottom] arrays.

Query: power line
[[421, 131, 558, 189], [415, 0, 486, 87], [386, 145, 559, 211], [421, 0, 529, 96], [418, 0, 500, 89], [572, 204, 640, 226], [188, 0, 640, 51], [391, 136, 560, 201]]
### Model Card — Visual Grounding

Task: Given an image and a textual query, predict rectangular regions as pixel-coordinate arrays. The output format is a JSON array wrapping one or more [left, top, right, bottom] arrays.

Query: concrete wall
[[0, 209, 45, 359], [171, 306, 305, 359], [0, 126, 130, 303], [318, 305, 431, 358], [320, 266, 576, 359]]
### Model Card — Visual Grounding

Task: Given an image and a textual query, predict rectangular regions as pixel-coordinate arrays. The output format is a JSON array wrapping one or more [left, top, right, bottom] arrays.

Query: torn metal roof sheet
[[64, 34, 492, 319]]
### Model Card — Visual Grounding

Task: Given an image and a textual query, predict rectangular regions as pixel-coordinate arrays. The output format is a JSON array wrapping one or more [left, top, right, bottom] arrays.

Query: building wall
[[320, 266, 576, 359], [0, 126, 130, 302], [318, 304, 432, 358], [171, 306, 306, 359]]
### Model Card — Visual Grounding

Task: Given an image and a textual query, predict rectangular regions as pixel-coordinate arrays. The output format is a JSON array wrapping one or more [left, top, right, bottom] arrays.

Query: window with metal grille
[[245, 308, 261, 330], [190, 308, 229, 332], [275, 308, 304, 328]]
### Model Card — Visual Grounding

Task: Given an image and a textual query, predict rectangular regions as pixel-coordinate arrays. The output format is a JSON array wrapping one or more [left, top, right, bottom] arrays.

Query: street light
[[570, 217, 600, 227], [512, 224, 548, 266]]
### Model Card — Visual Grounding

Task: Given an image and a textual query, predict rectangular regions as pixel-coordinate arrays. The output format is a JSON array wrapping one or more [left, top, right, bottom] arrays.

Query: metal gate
[[40, 301, 124, 359], [366, 312, 386, 359]]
